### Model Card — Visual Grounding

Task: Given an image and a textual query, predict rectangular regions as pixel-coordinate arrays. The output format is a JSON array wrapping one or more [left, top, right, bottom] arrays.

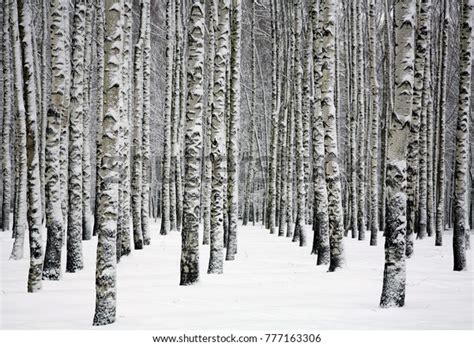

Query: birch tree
[[380, 0, 415, 308], [208, 0, 230, 275], [180, 0, 205, 285], [93, 0, 123, 326], [452, 0, 473, 272], [226, 0, 242, 260], [320, 0, 345, 272], [18, 0, 44, 292], [67, 0, 86, 273], [43, 0, 69, 279]]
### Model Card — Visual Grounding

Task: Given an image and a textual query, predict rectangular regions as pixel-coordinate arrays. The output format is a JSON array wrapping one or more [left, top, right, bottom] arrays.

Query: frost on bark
[[311, 0, 329, 265], [435, 0, 448, 247], [93, 0, 123, 327], [43, 0, 69, 279], [160, 0, 174, 236], [202, 1, 216, 245], [2, 1, 12, 233], [18, 0, 44, 292], [226, 0, 242, 261], [141, 0, 151, 245], [320, 0, 344, 272], [82, 2, 93, 241], [453, 0, 472, 272], [132, 0, 145, 250], [380, 0, 415, 308], [208, 0, 229, 275], [93, 0, 105, 237], [356, 0, 366, 242], [9, 0, 27, 260], [117, 0, 132, 258], [66, 0, 86, 274], [292, 0, 306, 247], [180, 0, 204, 285], [368, 0, 379, 246]]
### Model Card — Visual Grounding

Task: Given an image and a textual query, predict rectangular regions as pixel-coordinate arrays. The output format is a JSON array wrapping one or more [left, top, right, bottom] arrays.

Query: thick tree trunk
[[380, 0, 415, 308]]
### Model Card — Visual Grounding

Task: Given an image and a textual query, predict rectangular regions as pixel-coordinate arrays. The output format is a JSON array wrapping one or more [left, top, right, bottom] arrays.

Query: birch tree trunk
[[67, 0, 86, 274], [2, 2, 12, 233], [320, 0, 345, 272], [93, 0, 123, 326], [18, 0, 44, 292], [435, 0, 448, 247], [226, 0, 242, 260], [202, 0, 216, 244], [368, 0, 379, 246], [380, 0, 415, 308], [453, 0, 473, 272], [180, 0, 204, 285], [43, 0, 69, 279], [160, 0, 174, 236], [82, 2, 93, 241], [9, 0, 27, 260], [208, 0, 229, 275]]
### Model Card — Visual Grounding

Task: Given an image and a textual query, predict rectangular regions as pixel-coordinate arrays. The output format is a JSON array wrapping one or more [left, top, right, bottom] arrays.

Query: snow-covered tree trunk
[[368, 0, 379, 246], [435, 0, 448, 247], [202, 0, 216, 245], [92, 0, 123, 326], [208, 0, 229, 275], [356, 0, 366, 242], [9, 0, 27, 260], [93, 0, 105, 237], [453, 0, 472, 272], [180, 0, 204, 285], [380, 0, 415, 308], [141, 0, 151, 245], [67, 0, 86, 273], [43, 0, 69, 279], [82, 2, 93, 241], [226, 0, 242, 260], [292, 0, 306, 247], [131, 0, 145, 250], [311, 0, 329, 265], [18, 0, 45, 292], [117, 0, 132, 258], [320, 0, 344, 272], [160, 0, 174, 236], [2, 1, 12, 233]]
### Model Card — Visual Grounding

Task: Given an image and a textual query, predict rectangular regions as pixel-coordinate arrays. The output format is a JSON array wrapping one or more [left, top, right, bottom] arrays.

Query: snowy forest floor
[[1, 221, 473, 329]]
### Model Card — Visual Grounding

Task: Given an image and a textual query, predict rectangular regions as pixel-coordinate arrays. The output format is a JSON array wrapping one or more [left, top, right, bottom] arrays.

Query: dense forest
[[0, 0, 472, 327]]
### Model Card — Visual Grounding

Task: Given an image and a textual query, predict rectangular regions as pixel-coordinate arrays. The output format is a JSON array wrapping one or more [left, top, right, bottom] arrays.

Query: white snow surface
[[1, 222, 473, 329]]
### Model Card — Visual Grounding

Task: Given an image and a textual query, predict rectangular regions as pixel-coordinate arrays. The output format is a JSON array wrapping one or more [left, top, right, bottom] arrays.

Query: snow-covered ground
[[0, 222, 472, 329]]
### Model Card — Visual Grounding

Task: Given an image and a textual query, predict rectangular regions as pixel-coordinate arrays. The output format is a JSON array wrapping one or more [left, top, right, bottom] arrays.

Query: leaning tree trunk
[[92, 0, 123, 327], [66, 0, 86, 274], [42, 0, 69, 279], [320, 0, 345, 272], [380, 0, 415, 308], [18, 0, 45, 292], [226, 0, 242, 261], [2, 2, 12, 233], [9, 0, 27, 260], [453, 0, 473, 272], [180, 0, 204, 286], [208, 0, 230, 275]]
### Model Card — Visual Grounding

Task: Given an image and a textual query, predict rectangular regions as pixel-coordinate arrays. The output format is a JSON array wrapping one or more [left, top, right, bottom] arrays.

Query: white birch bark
[[180, 0, 204, 285], [93, 0, 123, 326], [380, 0, 415, 308]]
